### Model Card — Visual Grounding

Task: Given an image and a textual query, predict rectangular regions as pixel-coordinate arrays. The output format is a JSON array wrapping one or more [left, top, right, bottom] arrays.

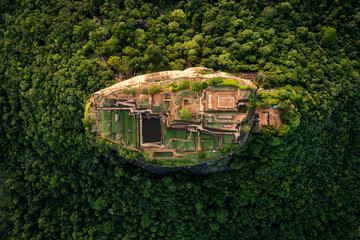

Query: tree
[[1, 1, 360, 239], [108, 56, 131, 74], [170, 59, 186, 70], [178, 79, 190, 90], [319, 26, 337, 47], [262, 82, 271, 89], [144, 44, 163, 69], [170, 82, 179, 92], [149, 84, 162, 95], [170, 9, 187, 27], [179, 107, 192, 120], [191, 81, 206, 92]]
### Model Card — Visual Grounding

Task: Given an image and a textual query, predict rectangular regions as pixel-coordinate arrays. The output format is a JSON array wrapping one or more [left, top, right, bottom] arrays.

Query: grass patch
[[111, 110, 122, 133], [152, 101, 169, 113], [115, 133, 122, 141], [241, 91, 251, 99], [131, 116, 137, 147], [208, 78, 254, 92], [187, 133, 197, 151], [100, 110, 111, 137], [175, 91, 196, 105], [196, 70, 213, 75], [205, 123, 223, 129], [217, 78, 241, 88], [123, 111, 131, 145], [153, 152, 173, 157], [223, 135, 234, 144], [201, 133, 218, 150], [176, 130, 187, 140], [137, 98, 149, 108], [203, 138, 215, 150], [165, 129, 175, 146], [84, 101, 92, 121], [121, 88, 136, 94], [176, 140, 187, 151], [102, 98, 109, 107]]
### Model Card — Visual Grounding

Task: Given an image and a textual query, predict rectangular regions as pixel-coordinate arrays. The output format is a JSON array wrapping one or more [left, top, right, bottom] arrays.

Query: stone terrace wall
[[92, 67, 257, 98]]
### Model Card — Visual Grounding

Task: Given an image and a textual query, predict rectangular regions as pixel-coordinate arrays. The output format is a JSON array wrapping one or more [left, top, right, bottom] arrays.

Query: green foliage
[[83, 101, 92, 126], [178, 79, 190, 90], [121, 88, 136, 94], [149, 84, 162, 95], [169, 82, 179, 92], [0, 1, 359, 239], [216, 209, 229, 224], [262, 82, 271, 89], [179, 107, 193, 120], [190, 81, 207, 92], [217, 78, 239, 88], [319, 26, 337, 47], [144, 44, 163, 69], [170, 9, 187, 27], [175, 91, 196, 105], [196, 70, 213, 75], [207, 77, 224, 85], [197, 151, 206, 159], [170, 58, 186, 70], [108, 56, 131, 74], [170, 79, 190, 92], [241, 125, 250, 133], [141, 88, 148, 94]]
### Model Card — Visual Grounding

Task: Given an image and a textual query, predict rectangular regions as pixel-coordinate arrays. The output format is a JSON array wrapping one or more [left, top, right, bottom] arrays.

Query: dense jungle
[[0, 0, 359, 239]]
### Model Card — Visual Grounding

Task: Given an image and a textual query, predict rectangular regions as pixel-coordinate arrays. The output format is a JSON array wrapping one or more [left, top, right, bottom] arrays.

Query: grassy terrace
[[201, 133, 220, 150], [151, 127, 233, 163], [223, 134, 235, 144], [99, 110, 137, 148], [148, 149, 228, 167], [95, 77, 252, 163]]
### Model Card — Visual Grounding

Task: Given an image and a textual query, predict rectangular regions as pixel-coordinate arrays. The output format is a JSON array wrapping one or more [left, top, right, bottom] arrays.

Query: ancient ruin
[[85, 67, 281, 164]]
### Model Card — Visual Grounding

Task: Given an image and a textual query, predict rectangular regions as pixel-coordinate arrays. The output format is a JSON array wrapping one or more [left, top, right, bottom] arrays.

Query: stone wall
[[92, 67, 257, 98]]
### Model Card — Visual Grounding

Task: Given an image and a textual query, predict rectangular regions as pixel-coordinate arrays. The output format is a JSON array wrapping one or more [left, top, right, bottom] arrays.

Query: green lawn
[[174, 152, 197, 161], [165, 129, 175, 146], [137, 98, 149, 108], [176, 140, 187, 151], [100, 110, 111, 137], [176, 130, 187, 140], [123, 111, 130, 145], [206, 123, 224, 129], [131, 116, 137, 147], [215, 137, 220, 148], [153, 152, 173, 157], [204, 150, 221, 158], [115, 133, 122, 141], [223, 135, 234, 144], [187, 132, 197, 151], [201, 133, 219, 150], [203, 139, 215, 150], [121, 111, 137, 147], [175, 130, 188, 151], [111, 110, 122, 133]]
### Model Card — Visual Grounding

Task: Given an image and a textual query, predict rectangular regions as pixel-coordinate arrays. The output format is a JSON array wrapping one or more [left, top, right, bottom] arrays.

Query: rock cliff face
[[86, 68, 261, 173], [92, 67, 257, 97]]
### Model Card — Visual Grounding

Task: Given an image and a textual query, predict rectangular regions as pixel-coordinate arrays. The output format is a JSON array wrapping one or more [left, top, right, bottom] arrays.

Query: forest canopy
[[0, 0, 359, 239]]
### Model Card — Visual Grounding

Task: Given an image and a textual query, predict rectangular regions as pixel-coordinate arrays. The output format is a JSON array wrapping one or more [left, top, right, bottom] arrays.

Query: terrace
[[86, 68, 260, 163]]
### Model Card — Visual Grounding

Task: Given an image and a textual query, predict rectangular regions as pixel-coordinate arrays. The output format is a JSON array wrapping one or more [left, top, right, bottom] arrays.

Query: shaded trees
[[0, 0, 359, 239]]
